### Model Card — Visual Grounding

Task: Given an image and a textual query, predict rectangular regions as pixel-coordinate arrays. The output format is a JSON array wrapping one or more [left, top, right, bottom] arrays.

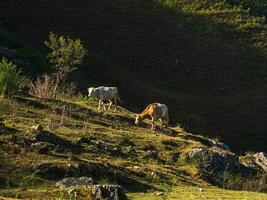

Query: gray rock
[[142, 150, 158, 159], [56, 177, 95, 189], [32, 131, 75, 150], [254, 152, 267, 173], [31, 124, 43, 132], [184, 134, 230, 150], [207, 139, 230, 150], [189, 147, 240, 175], [91, 185, 126, 200], [31, 142, 55, 154]]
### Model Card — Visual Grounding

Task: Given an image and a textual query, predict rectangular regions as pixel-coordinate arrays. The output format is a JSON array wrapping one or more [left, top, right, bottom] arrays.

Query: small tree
[[0, 57, 26, 98], [44, 32, 87, 99]]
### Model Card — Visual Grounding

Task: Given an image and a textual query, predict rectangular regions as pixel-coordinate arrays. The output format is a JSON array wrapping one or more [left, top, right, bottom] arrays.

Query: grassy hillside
[[0, 96, 266, 199], [1, 0, 267, 153]]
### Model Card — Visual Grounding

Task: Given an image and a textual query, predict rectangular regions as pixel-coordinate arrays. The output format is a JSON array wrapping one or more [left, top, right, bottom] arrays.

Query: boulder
[[31, 131, 82, 154], [240, 152, 267, 173], [189, 147, 240, 175], [189, 147, 255, 186], [56, 177, 95, 189], [91, 185, 126, 200], [254, 152, 267, 173]]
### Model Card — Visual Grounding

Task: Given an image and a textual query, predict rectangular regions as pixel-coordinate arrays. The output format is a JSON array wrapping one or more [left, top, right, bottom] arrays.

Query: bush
[[0, 57, 26, 98], [45, 32, 87, 99], [58, 82, 78, 100], [28, 74, 57, 99]]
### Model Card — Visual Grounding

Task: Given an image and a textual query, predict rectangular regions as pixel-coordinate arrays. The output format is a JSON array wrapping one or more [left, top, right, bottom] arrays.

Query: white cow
[[88, 86, 121, 111]]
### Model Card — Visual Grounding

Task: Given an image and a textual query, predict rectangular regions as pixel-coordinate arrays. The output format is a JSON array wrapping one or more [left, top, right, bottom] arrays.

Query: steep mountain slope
[[0, 96, 266, 199], [1, 0, 267, 152]]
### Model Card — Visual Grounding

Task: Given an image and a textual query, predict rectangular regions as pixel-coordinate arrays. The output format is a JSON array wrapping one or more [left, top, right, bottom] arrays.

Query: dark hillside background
[[1, 0, 267, 153]]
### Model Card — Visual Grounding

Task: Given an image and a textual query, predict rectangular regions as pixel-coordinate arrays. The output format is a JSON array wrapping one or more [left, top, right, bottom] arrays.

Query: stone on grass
[[254, 152, 267, 173], [31, 124, 43, 132], [56, 177, 95, 189], [91, 185, 126, 200], [31, 142, 55, 154]]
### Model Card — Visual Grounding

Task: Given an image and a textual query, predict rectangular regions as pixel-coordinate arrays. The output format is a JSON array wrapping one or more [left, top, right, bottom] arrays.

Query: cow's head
[[88, 87, 95, 97], [135, 114, 142, 125]]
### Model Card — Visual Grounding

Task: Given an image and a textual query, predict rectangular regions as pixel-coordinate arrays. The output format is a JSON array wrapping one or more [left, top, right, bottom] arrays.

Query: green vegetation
[[128, 186, 267, 200], [44, 32, 87, 99], [1, 0, 267, 199], [0, 57, 25, 97], [0, 96, 266, 199]]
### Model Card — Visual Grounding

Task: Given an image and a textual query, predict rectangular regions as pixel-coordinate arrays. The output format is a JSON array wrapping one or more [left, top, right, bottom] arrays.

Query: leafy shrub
[[19, 173, 40, 190], [0, 57, 26, 97], [45, 32, 87, 99]]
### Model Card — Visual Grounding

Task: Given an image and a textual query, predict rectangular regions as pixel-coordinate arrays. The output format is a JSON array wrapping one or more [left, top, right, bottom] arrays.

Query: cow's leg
[[113, 95, 117, 112], [98, 100, 102, 110], [102, 101, 106, 110], [165, 113, 169, 128], [151, 117, 155, 130], [108, 99, 112, 110], [159, 118, 164, 130]]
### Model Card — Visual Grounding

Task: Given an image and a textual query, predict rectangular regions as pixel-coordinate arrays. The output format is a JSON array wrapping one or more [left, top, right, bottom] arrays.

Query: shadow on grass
[[34, 161, 155, 192]]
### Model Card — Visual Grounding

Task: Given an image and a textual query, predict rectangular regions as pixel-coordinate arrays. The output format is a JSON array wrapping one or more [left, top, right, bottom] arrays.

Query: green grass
[[1, 0, 267, 154], [128, 186, 267, 200], [0, 96, 266, 199]]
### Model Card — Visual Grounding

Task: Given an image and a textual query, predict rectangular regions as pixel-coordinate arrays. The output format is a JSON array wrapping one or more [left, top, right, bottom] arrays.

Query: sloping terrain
[[0, 96, 266, 199], [0, 0, 267, 153]]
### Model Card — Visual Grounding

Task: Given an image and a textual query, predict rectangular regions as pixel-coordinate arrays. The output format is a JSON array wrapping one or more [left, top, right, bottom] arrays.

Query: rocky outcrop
[[254, 152, 267, 173], [56, 177, 95, 189], [91, 185, 126, 200], [242, 152, 267, 173], [189, 147, 253, 186], [184, 134, 230, 150], [189, 147, 240, 175]]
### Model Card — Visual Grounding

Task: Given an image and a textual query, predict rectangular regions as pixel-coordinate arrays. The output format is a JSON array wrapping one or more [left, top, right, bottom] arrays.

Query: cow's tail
[[116, 94, 122, 103]]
